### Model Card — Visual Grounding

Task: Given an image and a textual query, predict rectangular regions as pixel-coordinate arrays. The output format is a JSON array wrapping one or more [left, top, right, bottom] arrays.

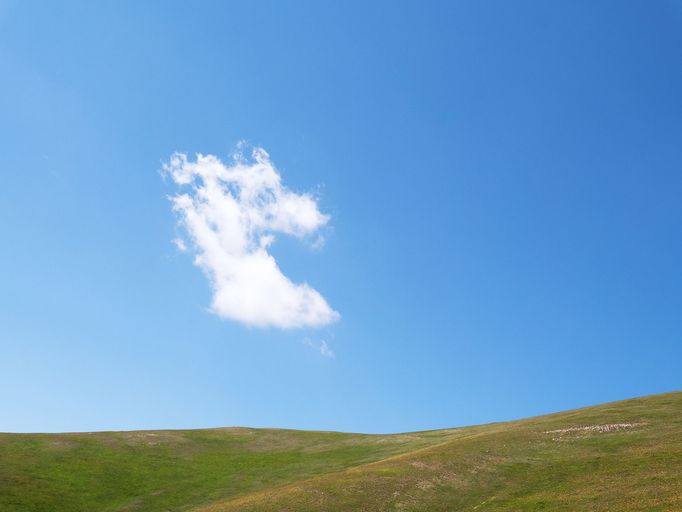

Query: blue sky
[[1, 1, 681, 433]]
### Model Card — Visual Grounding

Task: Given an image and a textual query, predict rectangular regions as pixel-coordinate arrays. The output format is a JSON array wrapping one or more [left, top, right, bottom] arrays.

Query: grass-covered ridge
[[0, 426, 454, 511], [1, 391, 681, 511]]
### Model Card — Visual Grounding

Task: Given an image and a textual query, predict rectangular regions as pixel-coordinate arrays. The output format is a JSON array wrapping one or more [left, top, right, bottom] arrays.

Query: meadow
[[1, 391, 680, 511]]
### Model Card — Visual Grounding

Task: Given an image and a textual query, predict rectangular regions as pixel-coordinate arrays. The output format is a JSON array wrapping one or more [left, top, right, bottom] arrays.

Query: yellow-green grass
[[0, 425, 456, 511], [2, 392, 681, 511]]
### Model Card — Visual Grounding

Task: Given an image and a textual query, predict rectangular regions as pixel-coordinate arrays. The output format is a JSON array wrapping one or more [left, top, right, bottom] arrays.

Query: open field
[[1, 391, 681, 511]]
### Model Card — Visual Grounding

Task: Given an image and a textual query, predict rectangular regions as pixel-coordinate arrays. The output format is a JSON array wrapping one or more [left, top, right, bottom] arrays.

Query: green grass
[[1, 391, 681, 511]]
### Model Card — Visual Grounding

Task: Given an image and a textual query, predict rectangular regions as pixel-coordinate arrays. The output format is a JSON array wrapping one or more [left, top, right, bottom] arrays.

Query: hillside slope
[[0, 426, 456, 511], [196, 391, 682, 512], [1, 391, 680, 511]]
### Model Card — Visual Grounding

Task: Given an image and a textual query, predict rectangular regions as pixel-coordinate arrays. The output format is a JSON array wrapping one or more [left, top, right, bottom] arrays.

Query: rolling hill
[[1, 391, 680, 511]]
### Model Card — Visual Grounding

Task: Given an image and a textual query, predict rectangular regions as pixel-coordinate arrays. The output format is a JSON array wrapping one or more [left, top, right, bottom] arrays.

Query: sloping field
[[1, 391, 680, 511]]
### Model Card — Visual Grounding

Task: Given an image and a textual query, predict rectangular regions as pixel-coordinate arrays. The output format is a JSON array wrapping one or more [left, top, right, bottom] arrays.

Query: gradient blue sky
[[1, 1, 681, 433]]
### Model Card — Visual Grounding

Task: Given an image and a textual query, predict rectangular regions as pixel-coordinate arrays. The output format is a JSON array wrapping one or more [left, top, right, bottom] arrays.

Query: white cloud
[[319, 340, 335, 358], [304, 338, 335, 358], [172, 237, 187, 252], [164, 146, 340, 329]]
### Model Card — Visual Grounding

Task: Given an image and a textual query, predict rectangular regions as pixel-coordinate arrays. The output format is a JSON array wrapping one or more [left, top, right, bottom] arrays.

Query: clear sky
[[1, 1, 681, 433]]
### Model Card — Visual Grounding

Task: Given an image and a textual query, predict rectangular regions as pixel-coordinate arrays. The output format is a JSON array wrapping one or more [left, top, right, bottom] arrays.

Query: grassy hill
[[1, 391, 681, 511]]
